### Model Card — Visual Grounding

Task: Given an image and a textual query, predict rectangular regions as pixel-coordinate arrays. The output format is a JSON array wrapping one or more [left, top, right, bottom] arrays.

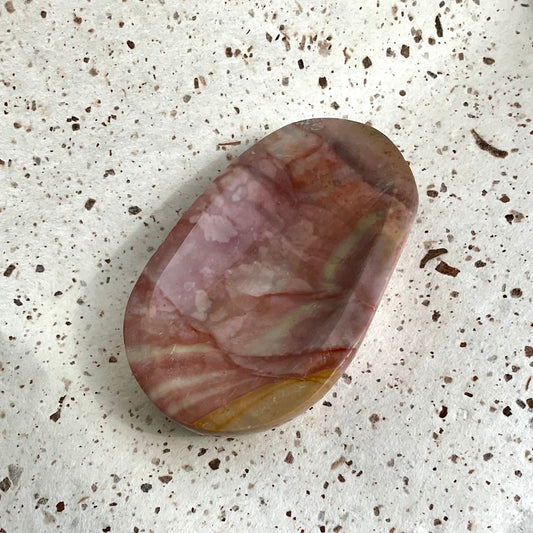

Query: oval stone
[[123, 118, 418, 435]]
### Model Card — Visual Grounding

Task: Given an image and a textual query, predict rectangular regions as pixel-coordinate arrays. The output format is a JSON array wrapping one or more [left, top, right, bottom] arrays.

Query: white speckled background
[[1, 1, 532, 532]]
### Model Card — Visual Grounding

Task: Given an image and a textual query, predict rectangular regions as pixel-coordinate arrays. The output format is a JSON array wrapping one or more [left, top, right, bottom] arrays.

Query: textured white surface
[[1, 1, 532, 532]]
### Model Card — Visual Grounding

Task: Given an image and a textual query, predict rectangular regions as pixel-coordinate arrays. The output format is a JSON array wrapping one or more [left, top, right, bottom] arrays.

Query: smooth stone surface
[[124, 118, 418, 434]]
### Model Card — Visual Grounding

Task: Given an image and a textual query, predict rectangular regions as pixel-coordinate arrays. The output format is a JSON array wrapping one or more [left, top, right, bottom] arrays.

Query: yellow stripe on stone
[[192, 368, 338, 434]]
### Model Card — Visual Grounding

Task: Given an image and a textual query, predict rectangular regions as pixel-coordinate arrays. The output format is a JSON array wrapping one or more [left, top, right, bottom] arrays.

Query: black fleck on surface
[[435, 15, 443, 37], [208, 458, 221, 470], [128, 206, 142, 215], [298, 58, 304, 69], [471, 129, 508, 158], [435, 261, 460, 277], [510, 288, 523, 298], [127, 40, 135, 49], [35, 264, 45, 273], [483, 453, 493, 461], [474, 260, 486, 268], [439, 405, 448, 418], [49, 409, 61, 422], [0, 477, 11, 492], [4, 264, 16, 277], [85, 198, 96, 210], [284, 451, 294, 464], [318, 76, 327, 88], [502, 406, 512, 417], [141, 483, 152, 492], [400, 44, 410, 58], [420, 248, 448, 268], [362, 56, 372, 68]]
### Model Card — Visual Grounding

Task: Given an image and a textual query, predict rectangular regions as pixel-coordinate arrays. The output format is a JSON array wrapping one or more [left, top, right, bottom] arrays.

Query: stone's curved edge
[[190, 368, 339, 435], [236, 117, 419, 215]]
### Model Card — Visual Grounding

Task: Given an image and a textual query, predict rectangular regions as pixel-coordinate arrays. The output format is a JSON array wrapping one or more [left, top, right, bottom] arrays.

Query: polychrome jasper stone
[[124, 118, 418, 435]]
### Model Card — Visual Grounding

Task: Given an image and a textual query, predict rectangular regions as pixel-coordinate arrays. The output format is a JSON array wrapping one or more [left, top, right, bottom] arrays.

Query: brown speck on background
[[420, 248, 448, 268], [128, 206, 142, 215], [502, 406, 512, 417], [435, 261, 460, 277], [158, 475, 172, 484], [435, 15, 443, 37], [85, 198, 96, 210], [499, 194, 510, 203], [510, 288, 523, 298], [35, 264, 45, 273], [0, 477, 11, 492], [318, 76, 327, 89], [362, 56, 372, 69], [400, 45, 410, 58], [284, 451, 294, 464], [3, 264, 16, 277], [56, 501, 65, 512], [73, 15, 82, 24], [208, 458, 221, 470], [4, 1, 15, 14], [141, 483, 152, 492], [471, 129, 508, 158], [483, 57, 495, 65], [439, 405, 448, 418], [89, 68, 98, 76], [525, 346, 533, 358], [50, 409, 61, 422], [127, 40, 135, 49]]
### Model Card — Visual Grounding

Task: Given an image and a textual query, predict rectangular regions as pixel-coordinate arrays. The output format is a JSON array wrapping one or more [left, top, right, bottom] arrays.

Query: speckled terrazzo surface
[[1, 1, 532, 531]]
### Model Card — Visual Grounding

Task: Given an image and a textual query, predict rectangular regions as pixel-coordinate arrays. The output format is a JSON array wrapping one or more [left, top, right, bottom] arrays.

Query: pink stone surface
[[124, 118, 418, 434]]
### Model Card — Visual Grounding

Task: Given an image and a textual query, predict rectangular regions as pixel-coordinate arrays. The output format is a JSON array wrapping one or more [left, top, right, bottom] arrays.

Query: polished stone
[[124, 118, 418, 434]]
